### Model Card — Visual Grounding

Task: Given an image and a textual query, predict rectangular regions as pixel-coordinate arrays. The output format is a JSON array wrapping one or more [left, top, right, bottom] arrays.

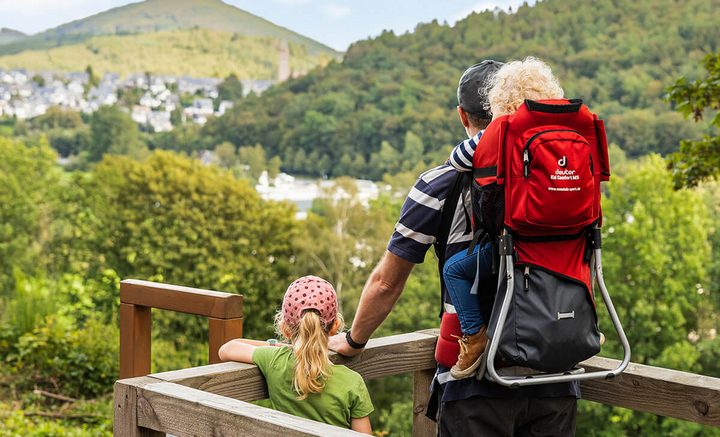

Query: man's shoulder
[[414, 164, 459, 199]]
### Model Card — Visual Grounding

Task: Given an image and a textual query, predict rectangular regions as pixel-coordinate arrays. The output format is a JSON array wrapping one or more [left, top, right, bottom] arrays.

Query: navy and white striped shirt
[[387, 162, 580, 402], [448, 131, 482, 172]]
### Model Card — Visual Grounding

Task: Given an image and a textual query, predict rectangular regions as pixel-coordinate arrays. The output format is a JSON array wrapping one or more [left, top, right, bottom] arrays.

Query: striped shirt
[[447, 131, 483, 172], [387, 162, 580, 402]]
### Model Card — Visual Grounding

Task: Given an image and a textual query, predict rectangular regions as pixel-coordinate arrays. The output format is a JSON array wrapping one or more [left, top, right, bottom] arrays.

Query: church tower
[[278, 39, 290, 82]]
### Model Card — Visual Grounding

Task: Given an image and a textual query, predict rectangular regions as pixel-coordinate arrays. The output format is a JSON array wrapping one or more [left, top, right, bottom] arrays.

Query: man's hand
[[330, 251, 414, 357], [328, 332, 364, 356]]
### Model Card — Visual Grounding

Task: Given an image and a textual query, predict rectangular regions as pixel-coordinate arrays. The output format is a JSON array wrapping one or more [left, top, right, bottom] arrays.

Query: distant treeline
[[192, 0, 717, 180]]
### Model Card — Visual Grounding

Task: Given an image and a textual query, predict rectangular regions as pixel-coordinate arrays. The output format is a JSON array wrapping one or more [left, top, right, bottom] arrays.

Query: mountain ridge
[[0, 28, 28, 45], [0, 0, 339, 57]]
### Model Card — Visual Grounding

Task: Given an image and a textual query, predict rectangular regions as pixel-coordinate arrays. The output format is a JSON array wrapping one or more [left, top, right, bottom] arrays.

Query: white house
[[131, 105, 152, 124]]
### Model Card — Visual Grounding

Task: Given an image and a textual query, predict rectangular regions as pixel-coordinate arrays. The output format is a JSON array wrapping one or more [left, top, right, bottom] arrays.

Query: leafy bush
[[1, 316, 118, 399]]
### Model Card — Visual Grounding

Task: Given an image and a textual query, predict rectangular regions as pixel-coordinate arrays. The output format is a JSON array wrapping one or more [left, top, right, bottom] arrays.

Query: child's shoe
[[450, 325, 488, 379]]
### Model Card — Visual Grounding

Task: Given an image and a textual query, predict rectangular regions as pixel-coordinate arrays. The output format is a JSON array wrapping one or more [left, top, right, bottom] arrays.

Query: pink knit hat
[[282, 276, 337, 328]]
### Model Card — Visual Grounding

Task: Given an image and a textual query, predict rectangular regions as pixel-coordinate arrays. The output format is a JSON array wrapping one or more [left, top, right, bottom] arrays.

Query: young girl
[[444, 57, 565, 379], [218, 276, 373, 434]]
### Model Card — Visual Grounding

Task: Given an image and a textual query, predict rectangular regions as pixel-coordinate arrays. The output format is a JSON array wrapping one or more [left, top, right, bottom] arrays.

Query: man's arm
[[329, 251, 415, 356]]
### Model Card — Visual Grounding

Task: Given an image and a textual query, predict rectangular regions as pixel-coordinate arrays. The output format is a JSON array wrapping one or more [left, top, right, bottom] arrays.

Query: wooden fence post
[[114, 376, 165, 437], [209, 317, 243, 364], [413, 368, 437, 437], [119, 280, 243, 378], [120, 303, 152, 380]]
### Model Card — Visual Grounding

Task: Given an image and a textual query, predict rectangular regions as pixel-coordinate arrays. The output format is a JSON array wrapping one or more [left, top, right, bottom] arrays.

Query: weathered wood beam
[[136, 381, 364, 437], [413, 369, 437, 437], [120, 279, 243, 319], [149, 331, 439, 402], [580, 356, 720, 427], [113, 376, 165, 437]]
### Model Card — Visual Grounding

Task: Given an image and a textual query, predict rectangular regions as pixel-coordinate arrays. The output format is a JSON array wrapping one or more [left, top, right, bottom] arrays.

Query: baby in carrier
[[444, 57, 565, 379]]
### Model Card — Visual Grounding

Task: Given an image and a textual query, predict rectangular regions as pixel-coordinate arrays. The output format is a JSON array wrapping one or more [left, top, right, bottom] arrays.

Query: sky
[[0, 0, 534, 51]]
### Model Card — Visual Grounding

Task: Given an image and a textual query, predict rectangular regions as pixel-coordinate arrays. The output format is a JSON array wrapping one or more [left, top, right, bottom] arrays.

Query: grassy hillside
[[0, 28, 27, 46], [0, 29, 331, 79], [0, 0, 339, 57], [199, 0, 719, 179]]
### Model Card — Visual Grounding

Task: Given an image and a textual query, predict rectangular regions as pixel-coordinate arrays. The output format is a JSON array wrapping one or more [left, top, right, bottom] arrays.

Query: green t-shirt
[[252, 346, 374, 429]]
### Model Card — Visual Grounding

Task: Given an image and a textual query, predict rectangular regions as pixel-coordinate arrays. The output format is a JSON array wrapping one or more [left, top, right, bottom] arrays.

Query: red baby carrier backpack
[[436, 99, 631, 385]]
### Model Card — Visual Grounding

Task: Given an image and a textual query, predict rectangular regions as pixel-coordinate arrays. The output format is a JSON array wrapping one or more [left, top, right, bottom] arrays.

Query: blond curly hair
[[486, 57, 564, 118]]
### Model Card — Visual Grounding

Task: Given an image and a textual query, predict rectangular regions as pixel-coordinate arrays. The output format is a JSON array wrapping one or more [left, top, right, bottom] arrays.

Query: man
[[329, 60, 579, 436]]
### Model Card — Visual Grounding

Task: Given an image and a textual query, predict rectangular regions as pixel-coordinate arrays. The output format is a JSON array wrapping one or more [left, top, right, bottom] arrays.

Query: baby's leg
[[443, 245, 484, 335]]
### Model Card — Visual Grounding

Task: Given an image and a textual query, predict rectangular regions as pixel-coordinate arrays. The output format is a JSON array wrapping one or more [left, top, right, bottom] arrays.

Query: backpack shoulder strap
[[435, 171, 471, 316]]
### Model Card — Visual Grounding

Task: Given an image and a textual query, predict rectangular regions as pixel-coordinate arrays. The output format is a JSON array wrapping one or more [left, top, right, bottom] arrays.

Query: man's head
[[457, 60, 504, 138]]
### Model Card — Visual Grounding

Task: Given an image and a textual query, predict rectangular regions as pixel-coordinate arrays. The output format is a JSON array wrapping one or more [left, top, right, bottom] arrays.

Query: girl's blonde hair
[[275, 310, 345, 400], [486, 56, 564, 118]]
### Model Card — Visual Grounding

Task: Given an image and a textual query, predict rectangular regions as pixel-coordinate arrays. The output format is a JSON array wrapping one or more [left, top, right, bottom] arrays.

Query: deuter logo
[[551, 168, 579, 180], [558, 156, 567, 167]]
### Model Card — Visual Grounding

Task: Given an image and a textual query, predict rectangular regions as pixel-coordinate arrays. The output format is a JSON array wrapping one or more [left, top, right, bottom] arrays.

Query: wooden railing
[[119, 279, 243, 379], [114, 329, 720, 436]]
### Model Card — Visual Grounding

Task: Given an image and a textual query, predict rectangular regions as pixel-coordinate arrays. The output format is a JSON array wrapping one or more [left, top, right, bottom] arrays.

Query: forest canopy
[[196, 0, 718, 179]]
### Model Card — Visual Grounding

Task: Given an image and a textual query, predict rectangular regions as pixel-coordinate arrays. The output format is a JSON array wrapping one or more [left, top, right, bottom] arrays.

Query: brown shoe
[[450, 325, 488, 379]]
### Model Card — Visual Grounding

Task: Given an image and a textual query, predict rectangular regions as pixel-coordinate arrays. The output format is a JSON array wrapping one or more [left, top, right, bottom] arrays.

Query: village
[[0, 67, 276, 132]]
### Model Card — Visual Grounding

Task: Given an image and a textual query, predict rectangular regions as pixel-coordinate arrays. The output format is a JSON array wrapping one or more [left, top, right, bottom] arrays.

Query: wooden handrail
[[114, 329, 720, 436], [119, 279, 243, 379]]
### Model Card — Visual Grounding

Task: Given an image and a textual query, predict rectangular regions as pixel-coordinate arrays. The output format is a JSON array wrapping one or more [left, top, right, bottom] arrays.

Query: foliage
[[200, 0, 719, 179], [665, 53, 720, 188], [1, 316, 118, 399], [0, 137, 59, 297], [88, 105, 146, 162], [577, 153, 719, 436], [217, 73, 244, 102], [0, 29, 333, 80], [70, 151, 299, 340], [0, 398, 113, 437]]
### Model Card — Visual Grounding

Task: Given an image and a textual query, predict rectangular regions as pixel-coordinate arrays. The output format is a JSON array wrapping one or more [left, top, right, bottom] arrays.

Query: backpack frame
[[472, 99, 631, 387]]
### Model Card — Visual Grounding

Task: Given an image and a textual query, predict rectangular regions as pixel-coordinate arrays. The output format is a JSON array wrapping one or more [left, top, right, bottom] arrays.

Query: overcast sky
[[0, 0, 533, 51]]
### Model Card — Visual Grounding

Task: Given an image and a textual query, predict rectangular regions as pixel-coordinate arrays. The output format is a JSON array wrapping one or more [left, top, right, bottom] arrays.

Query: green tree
[[576, 153, 718, 436], [170, 107, 183, 127], [82, 151, 298, 341], [0, 137, 59, 296], [401, 131, 425, 171], [217, 73, 244, 102], [31, 106, 84, 131], [237, 143, 266, 181], [214, 141, 236, 168], [85, 65, 99, 88], [665, 53, 720, 188], [88, 105, 145, 162], [267, 155, 282, 179]]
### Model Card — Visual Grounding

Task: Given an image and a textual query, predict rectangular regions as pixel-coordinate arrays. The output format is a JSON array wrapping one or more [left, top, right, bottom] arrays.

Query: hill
[[0, 0, 340, 57], [198, 0, 719, 180], [0, 28, 27, 45], [0, 29, 331, 80]]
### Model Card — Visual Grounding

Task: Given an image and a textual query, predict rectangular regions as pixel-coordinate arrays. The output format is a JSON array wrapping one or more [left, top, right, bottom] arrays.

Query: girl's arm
[[218, 339, 288, 363], [351, 416, 372, 435]]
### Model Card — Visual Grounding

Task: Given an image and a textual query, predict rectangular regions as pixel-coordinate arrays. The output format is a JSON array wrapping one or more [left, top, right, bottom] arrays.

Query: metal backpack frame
[[479, 227, 631, 387]]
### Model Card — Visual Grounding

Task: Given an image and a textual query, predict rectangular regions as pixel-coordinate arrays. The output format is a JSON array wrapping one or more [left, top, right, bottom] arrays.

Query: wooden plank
[[413, 369, 437, 437], [120, 303, 152, 379], [208, 317, 243, 364], [120, 279, 243, 318], [580, 356, 720, 427], [136, 382, 365, 437], [113, 376, 165, 437], [151, 332, 438, 402]]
